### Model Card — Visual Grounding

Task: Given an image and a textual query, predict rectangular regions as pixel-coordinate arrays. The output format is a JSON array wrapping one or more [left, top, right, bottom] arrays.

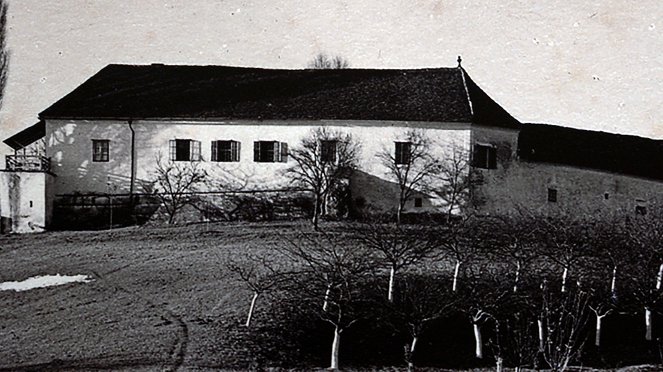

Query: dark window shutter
[[254, 141, 260, 162], [211, 141, 218, 162], [280, 142, 288, 163], [488, 147, 497, 169]]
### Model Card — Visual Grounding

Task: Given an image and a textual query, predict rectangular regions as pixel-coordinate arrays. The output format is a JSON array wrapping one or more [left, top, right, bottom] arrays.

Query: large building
[[1, 62, 661, 232]]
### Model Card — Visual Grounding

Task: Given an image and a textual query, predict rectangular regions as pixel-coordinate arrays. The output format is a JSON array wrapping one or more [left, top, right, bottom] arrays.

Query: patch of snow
[[0, 274, 92, 292]]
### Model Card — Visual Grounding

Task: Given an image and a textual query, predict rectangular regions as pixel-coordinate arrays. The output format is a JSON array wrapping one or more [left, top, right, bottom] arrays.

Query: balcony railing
[[5, 155, 51, 172]]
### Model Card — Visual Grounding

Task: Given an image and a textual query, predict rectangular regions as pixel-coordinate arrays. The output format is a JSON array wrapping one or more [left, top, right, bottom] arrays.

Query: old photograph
[[0, 1, 662, 370]]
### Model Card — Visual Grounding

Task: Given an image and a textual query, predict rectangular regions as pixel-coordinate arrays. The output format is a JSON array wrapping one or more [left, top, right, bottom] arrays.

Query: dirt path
[[91, 269, 190, 371]]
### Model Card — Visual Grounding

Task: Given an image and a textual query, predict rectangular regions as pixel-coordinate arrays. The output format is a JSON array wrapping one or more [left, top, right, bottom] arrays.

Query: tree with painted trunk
[[487, 295, 541, 372], [619, 210, 663, 342], [285, 127, 360, 230], [383, 272, 458, 371], [277, 229, 375, 370], [377, 129, 442, 225], [356, 222, 440, 302], [539, 282, 590, 372], [438, 216, 479, 292], [535, 213, 595, 293], [458, 265, 514, 360], [586, 285, 615, 349], [483, 215, 539, 294], [224, 251, 287, 327]]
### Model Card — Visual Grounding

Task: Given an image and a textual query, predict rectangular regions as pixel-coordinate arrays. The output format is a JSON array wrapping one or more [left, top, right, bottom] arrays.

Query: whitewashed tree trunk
[[410, 335, 418, 354], [388, 266, 396, 302], [245, 291, 259, 327], [595, 314, 603, 347], [657, 264, 663, 290], [473, 322, 483, 358], [513, 261, 521, 293], [330, 326, 341, 370], [561, 267, 568, 293], [496, 356, 503, 372], [645, 307, 653, 341], [538, 318, 544, 351], [452, 260, 461, 292], [611, 265, 617, 296], [323, 283, 332, 312]]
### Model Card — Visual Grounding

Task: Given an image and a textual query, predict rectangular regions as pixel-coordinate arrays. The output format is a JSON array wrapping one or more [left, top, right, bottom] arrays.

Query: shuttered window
[[211, 140, 240, 162], [395, 142, 411, 165], [473, 144, 497, 169], [169, 139, 202, 161], [253, 141, 288, 163]]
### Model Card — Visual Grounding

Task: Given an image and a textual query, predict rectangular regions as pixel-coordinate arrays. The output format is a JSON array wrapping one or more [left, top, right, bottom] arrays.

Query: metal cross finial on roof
[[457, 55, 462, 68]]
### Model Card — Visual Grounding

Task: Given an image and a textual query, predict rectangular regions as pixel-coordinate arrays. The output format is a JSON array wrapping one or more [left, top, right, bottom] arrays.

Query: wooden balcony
[[5, 155, 51, 172]]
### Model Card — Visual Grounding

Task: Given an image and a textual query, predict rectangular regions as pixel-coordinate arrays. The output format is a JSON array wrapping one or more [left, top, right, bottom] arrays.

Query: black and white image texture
[[0, 1, 662, 370]]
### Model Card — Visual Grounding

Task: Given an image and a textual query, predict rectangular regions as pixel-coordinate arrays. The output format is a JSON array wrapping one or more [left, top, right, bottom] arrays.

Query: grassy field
[[1, 221, 662, 371]]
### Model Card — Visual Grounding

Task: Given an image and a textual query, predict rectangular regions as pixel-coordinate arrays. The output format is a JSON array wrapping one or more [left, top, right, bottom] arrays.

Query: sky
[[0, 0, 661, 159]]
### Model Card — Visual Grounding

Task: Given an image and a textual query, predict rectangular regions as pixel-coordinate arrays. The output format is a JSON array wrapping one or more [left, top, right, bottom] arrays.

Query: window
[[547, 188, 558, 203], [169, 139, 202, 161], [636, 199, 647, 215], [473, 144, 497, 169], [604, 192, 610, 200], [254, 141, 288, 163], [92, 140, 109, 162], [414, 197, 423, 208], [211, 140, 240, 162], [395, 142, 411, 165], [320, 140, 338, 163]]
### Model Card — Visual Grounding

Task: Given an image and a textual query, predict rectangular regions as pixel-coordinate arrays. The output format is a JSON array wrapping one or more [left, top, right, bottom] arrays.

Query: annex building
[[1, 62, 662, 232]]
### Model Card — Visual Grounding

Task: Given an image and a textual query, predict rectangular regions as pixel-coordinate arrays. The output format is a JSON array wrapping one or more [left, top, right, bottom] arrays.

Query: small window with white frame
[[92, 139, 110, 162]]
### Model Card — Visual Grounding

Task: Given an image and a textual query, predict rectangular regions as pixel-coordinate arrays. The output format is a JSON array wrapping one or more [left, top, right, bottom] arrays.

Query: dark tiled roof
[[518, 123, 663, 181], [40, 64, 479, 122], [462, 71, 520, 129], [3, 121, 44, 150]]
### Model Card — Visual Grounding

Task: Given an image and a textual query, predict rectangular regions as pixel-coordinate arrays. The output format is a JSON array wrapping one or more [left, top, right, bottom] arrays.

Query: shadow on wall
[[349, 170, 438, 218]]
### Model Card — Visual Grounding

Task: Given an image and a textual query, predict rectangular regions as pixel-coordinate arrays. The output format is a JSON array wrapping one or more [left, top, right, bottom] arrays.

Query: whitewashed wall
[[46, 119, 471, 201]]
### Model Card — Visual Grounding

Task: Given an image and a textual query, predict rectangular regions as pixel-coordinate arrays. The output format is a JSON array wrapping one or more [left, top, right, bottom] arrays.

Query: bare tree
[[534, 213, 595, 293], [356, 221, 439, 302], [539, 283, 590, 372], [308, 53, 350, 69], [438, 216, 479, 292], [225, 251, 287, 327], [486, 215, 540, 293], [385, 273, 458, 372], [285, 127, 360, 230], [433, 142, 472, 219], [148, 154, 207, 224], [621, 211, 663, 341], [0, 0, 8, 108], [277, 229, 375, 370], [458, 265, 514, 360], [377, 129, 441, 224]]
